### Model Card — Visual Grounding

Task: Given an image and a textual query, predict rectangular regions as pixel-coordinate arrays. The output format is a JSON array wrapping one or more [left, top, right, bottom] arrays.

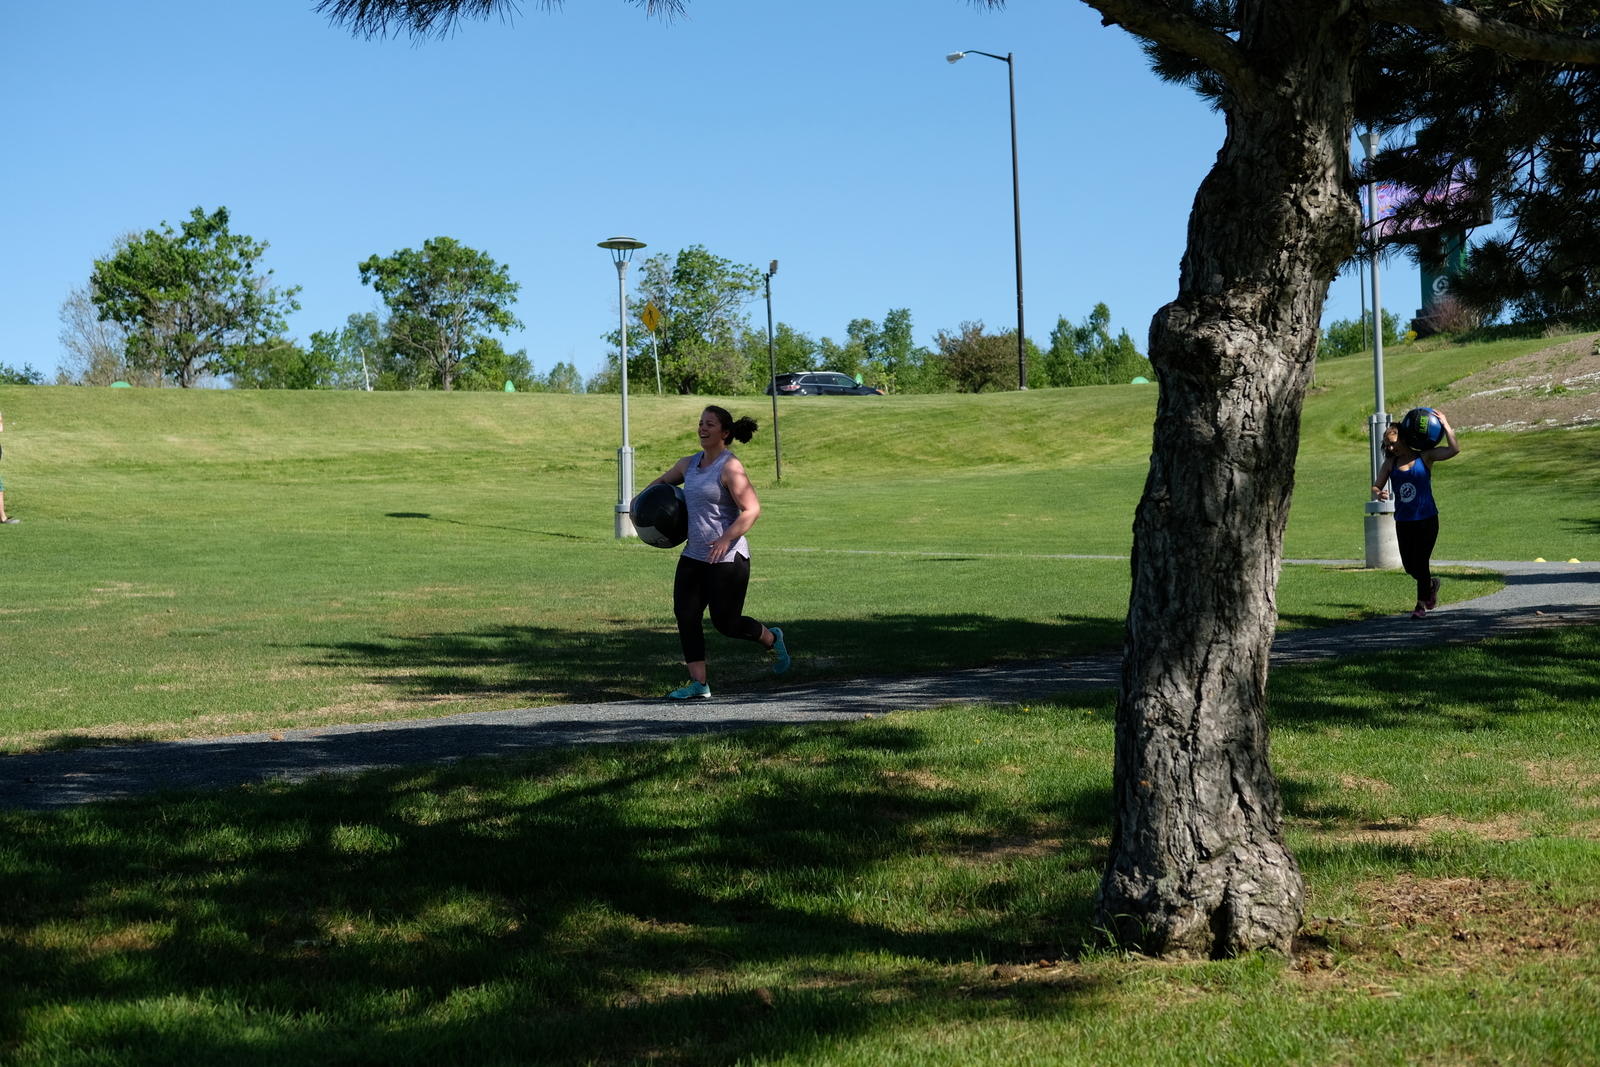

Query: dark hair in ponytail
[[704, 405, 758, 445]]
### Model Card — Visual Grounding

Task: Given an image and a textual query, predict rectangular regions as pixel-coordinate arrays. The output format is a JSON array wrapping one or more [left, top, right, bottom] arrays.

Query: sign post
[[641, 301, 663, 395]]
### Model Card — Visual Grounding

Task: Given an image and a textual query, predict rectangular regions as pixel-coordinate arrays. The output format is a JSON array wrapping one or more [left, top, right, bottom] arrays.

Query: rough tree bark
[[1094, 0, 1364, 957]]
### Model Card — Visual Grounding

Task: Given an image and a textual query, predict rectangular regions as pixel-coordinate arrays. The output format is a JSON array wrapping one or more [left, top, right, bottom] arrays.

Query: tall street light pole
[[599, 236, 646, 539], [949, 49, 1027, 389], [1357, 134, 1400, 569], [763, 260, 782, 482]]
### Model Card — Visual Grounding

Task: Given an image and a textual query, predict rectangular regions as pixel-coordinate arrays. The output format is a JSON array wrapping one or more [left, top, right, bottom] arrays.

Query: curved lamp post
[[599, 235, 646, 539], [948, 49, 1026, 389]]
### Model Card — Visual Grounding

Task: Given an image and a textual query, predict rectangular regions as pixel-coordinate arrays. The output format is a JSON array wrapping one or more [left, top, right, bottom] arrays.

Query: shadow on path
[[3, 563, 1596, 811]]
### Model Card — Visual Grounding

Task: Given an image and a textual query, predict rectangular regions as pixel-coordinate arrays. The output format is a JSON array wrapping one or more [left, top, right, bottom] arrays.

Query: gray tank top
[[682, 450, 749, 563]]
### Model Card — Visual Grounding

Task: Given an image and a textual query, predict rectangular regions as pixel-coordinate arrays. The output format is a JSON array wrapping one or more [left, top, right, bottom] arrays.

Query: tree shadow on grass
[[303, 613, 1126, 705], [0, 718, 1115, 1064], [1275, 567, 1508, 630], [1266, 622, 1600, 732], [384, 510, 591, 541], [1555, 516, 1600, 538]]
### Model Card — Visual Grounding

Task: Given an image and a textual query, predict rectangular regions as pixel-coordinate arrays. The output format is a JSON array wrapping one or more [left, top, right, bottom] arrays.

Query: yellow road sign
[[641, 302, 661, 333]]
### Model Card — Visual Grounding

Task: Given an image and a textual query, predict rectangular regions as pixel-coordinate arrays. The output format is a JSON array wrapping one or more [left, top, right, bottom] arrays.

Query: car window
[[828, 374, 855, 386]]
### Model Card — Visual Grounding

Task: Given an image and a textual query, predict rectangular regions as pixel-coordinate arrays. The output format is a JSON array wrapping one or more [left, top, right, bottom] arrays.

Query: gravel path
[[3, 560, 1595, 811]]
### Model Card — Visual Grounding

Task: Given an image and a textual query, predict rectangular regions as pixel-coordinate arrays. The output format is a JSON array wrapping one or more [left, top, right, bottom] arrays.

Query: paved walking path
[[3, 561, 1595, 811]]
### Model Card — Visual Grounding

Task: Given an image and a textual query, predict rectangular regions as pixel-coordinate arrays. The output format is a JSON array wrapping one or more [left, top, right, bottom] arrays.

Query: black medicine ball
[[1398, 407, 1446, 452], [631, 483, 688, 548]]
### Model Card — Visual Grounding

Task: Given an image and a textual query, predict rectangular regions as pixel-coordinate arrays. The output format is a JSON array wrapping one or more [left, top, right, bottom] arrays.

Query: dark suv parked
[[766, 372, 884, 396]]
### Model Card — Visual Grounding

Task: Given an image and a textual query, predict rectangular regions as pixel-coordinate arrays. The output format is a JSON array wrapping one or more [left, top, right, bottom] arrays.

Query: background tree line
[[50, 212, 1148, 394], [590, 244, 1152, 396]]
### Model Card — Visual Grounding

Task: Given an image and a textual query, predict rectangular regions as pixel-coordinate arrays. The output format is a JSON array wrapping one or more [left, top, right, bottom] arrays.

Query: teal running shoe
[[668, 680, 711, 700], [768, 627, 791, 675]]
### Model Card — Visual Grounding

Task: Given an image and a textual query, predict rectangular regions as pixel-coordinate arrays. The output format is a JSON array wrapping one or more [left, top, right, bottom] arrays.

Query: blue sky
[[1, 0, 1409, 381]]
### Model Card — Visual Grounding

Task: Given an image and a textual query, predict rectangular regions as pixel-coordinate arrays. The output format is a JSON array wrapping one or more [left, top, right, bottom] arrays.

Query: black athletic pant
[[1395, 515, 1439, 602], [674, 554, 764, 663]]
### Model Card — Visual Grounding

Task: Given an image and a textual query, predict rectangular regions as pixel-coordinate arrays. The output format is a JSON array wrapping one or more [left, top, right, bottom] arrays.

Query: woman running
[[1372, 407, 1460, 618], [638, 405, 790, 699]]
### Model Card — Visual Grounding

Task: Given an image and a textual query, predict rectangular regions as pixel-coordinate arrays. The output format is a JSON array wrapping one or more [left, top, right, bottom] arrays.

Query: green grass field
[[3, 626, 1598, 1065], [1, 334, 1596, 750]]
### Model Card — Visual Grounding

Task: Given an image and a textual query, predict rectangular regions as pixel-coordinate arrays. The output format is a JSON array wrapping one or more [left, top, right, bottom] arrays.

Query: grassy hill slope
[[0, 333, 1593, 747]]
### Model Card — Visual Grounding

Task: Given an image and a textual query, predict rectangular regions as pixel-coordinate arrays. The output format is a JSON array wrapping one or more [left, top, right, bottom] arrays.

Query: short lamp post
[[1357, 133, 1400, 569], [599, 236, 646, 539], [948, 48, 1027, 390], [763, 260, 783, 482]]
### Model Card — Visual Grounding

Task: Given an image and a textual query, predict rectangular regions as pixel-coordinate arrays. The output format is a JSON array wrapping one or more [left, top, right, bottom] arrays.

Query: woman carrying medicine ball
[[637, 405, 790, 699], [1372, 407, 1460, 618]]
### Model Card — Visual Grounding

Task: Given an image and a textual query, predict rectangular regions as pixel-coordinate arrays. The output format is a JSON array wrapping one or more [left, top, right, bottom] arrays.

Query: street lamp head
[[946, 51, 965, 63], [1360, 129, 1381, 161], [768, 260, 778, 276], [598, 236, 647, 265]]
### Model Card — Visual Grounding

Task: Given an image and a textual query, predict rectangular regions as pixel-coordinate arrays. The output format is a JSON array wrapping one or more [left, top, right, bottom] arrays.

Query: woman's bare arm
[[706, 457, 761, 563], [1424, 410, 1460, 468], [632, 455, 693, 512], [1372, 457, 1395, 500]]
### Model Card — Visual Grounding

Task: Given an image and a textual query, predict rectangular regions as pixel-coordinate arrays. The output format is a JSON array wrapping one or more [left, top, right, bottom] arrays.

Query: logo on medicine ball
[[1399, 483, 1418, 503]]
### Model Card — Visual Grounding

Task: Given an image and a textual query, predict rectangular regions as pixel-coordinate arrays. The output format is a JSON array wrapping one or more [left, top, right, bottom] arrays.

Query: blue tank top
[[1389, 458, 1438, 522], [682, 450, 750, 563]]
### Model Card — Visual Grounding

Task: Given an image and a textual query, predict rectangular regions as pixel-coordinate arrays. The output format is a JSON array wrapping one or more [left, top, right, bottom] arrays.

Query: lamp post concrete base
[[1364, 503, 1401, 569], [615, 446, 636, 540]]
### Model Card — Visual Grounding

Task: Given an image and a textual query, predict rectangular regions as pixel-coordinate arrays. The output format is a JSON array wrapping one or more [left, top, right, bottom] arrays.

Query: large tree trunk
[[1096, 0, 1365, 957]]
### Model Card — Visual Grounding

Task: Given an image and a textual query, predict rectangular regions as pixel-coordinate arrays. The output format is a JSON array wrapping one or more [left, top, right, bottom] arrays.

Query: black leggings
[[674, 554, 764, 663], [1395, 515, 1439, 602]]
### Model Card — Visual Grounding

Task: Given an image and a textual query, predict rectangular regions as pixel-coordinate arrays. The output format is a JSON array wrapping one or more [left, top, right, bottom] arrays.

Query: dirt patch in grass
[[1316, 814, 1532, 846], [881, 769, 954, 791], [1526, 758, 1600, 793], [1339, 773, 1396, 795], [957, 832, 1063, 864], [1424, 332, 1600, 431], [1296, 874, 1600, 983]]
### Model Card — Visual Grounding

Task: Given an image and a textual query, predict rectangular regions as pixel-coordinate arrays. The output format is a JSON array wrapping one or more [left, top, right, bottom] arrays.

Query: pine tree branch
[[1370, 0, 1600, 63], [317, 0, 685, 40], [1078, 0, 1259, 101]]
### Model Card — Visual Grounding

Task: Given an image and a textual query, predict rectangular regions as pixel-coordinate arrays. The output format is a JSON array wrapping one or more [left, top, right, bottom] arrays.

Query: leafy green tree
[[90, 207, 300, 388], [359, 237, 521, 392], [813, 334, 862, 380], [770, 322, 818, 375], [0, 363, 44, 385], [537, 361, 584, 393], [231, 339, 336, 389], [934, 321, 1010, 393], [1319, 309, 1402, 359], [613, 246, 761, 395], [872, 308, 923, 392], [1044, 303, 1152, 386], [453, 337, 537, 391], [307, 313, 389, 390]]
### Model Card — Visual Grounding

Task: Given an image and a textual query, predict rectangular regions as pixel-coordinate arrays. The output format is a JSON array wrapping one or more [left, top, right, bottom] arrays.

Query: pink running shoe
[[1411, 605, 1428, 619]]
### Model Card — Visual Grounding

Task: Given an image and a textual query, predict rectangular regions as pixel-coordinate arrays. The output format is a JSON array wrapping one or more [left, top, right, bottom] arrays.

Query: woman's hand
[[706, 535, 733, 564], [1372, 486, 1390, 501]]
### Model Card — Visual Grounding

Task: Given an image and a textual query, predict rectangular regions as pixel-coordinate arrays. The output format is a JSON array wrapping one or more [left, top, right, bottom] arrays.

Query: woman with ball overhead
[[636, 405, 789, 699], [1373, 406, 1460, 618]]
